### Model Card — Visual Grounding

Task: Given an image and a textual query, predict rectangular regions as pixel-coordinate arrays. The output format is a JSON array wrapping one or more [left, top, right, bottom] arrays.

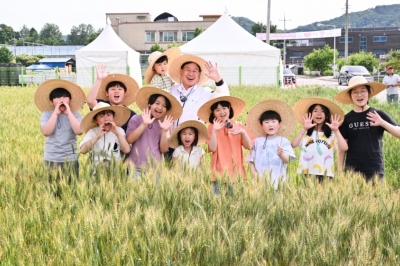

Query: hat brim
[[168, 54, 210, 86], [293, 97, 345, 125], [144, 47, 181, 84], [135, 86, 183, 120], [197, 95, 246, 123], [80, 105, 131, 133], [34, 79, 86, 112], [335, 79, 386, 104], [246, 99, 296, 138], [169, 120, 208, 148], [98, 74, 139, 106]]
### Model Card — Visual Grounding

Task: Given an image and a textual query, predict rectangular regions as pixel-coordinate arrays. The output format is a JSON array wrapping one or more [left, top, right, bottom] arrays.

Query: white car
[[338, 66, 373, 85]]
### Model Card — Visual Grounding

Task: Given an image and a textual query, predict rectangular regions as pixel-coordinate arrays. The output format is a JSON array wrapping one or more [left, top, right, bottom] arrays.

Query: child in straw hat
[[197, 94, 252, 194], [246, 99, 296, 190], [80, 102, 131, 168], [170, 120, 208, 169], [35, 79, 86, 179], [126, 86, 183, 178], [144, 47, 181, 92], [335, 76, 400, 182], [291, 98, 348, 182]]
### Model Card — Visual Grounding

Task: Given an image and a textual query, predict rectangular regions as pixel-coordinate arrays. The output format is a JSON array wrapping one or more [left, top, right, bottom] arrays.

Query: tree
[[0, 46, 13, 63], [383, 50, 400, 72], [167, 42, 181, 49], [348, 51, 379, 72], [40, 23, 64, 45], [0, 24, 15, 44], [67, 24, 99, 45], [150, 43, 164, 52], [194, 27, 203, 38], [304, 45, 335, 73], [16, 54, 45, 66], [251, 22, 277, 36]]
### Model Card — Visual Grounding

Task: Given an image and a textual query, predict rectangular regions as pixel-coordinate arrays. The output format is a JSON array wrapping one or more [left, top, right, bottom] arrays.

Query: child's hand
[[277, 146, 284, 156], [158, 115, 174, 131], [367, 111, 384, 127], [54, 101, 63, 115], [303, 113, 316, 130], [109, 122, 119, 135], [61, 101, 72, 115], [96, 123, 108, 138], [142, 108, 155, 126], [229, 122, 244, 135], [212, 118, 225, 131], [96, 63, 109, 81], [326, 114, 343, 131]]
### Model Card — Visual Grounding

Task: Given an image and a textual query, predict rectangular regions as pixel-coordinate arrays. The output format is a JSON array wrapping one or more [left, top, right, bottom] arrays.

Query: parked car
[[338, 65, 373, 85], [283, 69, 296, 85]]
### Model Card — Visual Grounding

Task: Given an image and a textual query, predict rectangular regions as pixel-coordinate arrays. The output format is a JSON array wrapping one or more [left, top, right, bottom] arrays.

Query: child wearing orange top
[[197, 94, 253, 195]]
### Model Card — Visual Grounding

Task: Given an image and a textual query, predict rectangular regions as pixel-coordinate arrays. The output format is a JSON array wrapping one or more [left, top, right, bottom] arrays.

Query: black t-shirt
[[339, 107, 398, 175], [95, 99, 136, 133]]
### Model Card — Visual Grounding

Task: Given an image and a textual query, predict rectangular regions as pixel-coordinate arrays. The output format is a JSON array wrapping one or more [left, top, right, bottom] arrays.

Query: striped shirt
[[150, 74, 174, 92]]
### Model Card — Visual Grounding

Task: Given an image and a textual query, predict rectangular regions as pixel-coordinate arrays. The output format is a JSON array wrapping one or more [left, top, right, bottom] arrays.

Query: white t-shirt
[[172, 145, 204, 168], [296, 131, 338, 177], [382, 74, 400, 95], [80, 126, 126, 165]]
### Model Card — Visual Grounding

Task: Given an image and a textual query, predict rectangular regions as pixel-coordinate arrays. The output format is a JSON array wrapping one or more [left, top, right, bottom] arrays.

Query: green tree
[[28, 28, 40, 43], [150, 43, 164, 52], [304, 45, 335, 73], [348, 51, 379, 72], [167, 42, 181, 49], [194, 27, 203, 38], [67, 24, 99, 45], [40, 23, 64, 45], [16, 54, 45, 66], [0, 24, 15, 44], [251, 22, 277, 36], [384, 50, 400, 72], [0, 46, 13, 63]]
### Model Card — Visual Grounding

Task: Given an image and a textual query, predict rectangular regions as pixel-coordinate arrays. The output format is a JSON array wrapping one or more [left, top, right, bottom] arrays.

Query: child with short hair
[[35, 79, 86, 179], [144, 47, 181, 92], [80, 102, 131, 169], [126, 86, 183, 178], [291, 98, 348, 182], [197, 94, 253, 194], [246, 99, 296, 190], [170, 120, 208, 169]]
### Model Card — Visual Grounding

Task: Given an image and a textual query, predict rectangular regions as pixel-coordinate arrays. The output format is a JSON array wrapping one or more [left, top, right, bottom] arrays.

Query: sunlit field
[[1, 84, 400, 265]]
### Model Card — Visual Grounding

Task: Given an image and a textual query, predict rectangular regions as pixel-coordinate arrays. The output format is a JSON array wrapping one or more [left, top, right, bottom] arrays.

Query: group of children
[[36, 48, 400, 191]]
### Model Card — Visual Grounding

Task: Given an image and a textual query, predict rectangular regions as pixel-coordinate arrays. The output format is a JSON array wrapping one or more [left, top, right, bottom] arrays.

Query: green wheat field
[[1, 84, 400, 265]]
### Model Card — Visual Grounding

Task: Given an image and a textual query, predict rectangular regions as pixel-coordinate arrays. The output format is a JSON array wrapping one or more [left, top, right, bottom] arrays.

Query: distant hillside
[[231, 16, 254, 34], [288, 4, 400, 32]]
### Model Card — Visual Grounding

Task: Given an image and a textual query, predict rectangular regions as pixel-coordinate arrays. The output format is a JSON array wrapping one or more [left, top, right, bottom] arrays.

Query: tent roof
[[39, 58, 75, 63], [180, 12, 280, 56], [77, 22, 138, 53]]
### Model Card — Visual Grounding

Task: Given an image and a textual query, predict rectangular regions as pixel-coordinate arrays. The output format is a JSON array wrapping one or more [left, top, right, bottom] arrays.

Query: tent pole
[[239, 66, 242, 86], [92, 66, 95, 85]]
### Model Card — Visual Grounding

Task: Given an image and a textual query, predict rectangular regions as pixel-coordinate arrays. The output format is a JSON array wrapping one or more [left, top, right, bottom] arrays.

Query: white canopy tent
[[179, 10, 281, 85], [75, 19, 142, 88]]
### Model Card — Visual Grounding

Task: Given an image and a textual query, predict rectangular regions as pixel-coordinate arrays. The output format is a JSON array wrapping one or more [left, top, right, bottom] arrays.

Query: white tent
[[75, 19, 142, 88], [179, 10, 281, 85]]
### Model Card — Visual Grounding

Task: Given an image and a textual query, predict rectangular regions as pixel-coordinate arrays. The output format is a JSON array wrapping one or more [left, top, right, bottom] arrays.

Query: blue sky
[[3, 0, 399, 34]]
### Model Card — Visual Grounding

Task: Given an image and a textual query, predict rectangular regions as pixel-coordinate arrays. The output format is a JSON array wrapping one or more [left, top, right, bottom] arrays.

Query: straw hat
[[34, 79, 86, 112], [135, 86, 183, 120], [293, 97, 345, 125], [168, 54, 210, 86], [334, 76, 386, 104], [144, 47, 181, 84], [97, 74, 139, 106], [197, 93, 246, 123], [169, 120, 208, 149], [246, 99, 296, 138], [80, 102, 131, 133]]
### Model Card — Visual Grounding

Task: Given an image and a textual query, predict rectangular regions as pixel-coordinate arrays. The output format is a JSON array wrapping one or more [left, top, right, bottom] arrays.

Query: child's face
[[350, 85, 369, 107], [180, 128, 196, 148], [52, 96, 71, 113], [106, 84, 126, 106], [153, 61, 168, 76], [212, 104, 231, 122], [149, 96, 167, 119], [261, 119, 281, 136], [311, 105, 326, 125], [180, 63, 200, 88], [95, 111, 115, 132]]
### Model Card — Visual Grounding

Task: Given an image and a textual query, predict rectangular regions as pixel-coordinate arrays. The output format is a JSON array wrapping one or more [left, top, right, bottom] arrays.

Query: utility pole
[[266, 0, 271, 44], [280, 14, 290, 65], [345, 0, 349, 62]]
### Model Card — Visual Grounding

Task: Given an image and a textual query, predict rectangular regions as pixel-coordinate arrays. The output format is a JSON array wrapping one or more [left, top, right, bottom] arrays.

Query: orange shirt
[[207, 122, 253, 182]]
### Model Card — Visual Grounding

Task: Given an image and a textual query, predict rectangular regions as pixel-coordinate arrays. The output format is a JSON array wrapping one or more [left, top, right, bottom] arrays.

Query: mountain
[[287, 4, 400, 32], [231, 16, 254, 34]]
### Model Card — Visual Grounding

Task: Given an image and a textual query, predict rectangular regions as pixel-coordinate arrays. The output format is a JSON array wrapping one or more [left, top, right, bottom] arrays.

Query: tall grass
[[1, 84, 400, 264]]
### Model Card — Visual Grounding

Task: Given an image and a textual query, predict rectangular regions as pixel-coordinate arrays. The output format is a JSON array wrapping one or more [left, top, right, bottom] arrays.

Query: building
[[285, 26, 400, 65]]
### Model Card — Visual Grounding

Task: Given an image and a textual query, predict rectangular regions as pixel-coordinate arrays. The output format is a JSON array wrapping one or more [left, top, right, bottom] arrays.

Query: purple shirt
[[126, 115, 162, 170]]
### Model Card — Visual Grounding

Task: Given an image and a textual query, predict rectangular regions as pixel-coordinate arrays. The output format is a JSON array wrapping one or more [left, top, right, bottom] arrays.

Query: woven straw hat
[[334, 76, 386, 104], [97, 74, 139, 106], [293, 97, 345, 125], [246, 99, 296, 138], [80, 102, 131, 133], [169, 120, 208, 149], [168, 54, 210, 86], [144, 47, 181, 84], [135, 86, 183, 120], [34, 79, 86, 112], [197, 93, 246, 123]]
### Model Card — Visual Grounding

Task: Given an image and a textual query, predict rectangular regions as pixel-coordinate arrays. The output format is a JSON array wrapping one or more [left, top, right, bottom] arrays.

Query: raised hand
[[229, 122, 244, 135], [96, 123, 108, 138], [326, 114, 343, 131], [367, 111, 384, 127], [141, 108, 155, 126], [204, 61, 221, 82], [109, 122, 119, 135], [212, 118, 225, 131], [96, 63, 109, 80], [61, 101, 72, 115], [303, 113, 316, 130], [158, 115, 174, 131]]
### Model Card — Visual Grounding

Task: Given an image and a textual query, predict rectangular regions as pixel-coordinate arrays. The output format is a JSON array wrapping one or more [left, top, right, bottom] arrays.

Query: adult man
[[382, 65, 400, 104]]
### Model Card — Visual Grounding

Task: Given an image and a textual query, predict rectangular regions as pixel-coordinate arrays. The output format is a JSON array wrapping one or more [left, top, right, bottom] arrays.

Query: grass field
[[1, 84, 400, 265]]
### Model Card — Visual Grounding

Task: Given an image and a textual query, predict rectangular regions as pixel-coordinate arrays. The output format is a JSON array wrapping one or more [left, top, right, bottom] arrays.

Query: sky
[[2, 0, 400, 34]]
